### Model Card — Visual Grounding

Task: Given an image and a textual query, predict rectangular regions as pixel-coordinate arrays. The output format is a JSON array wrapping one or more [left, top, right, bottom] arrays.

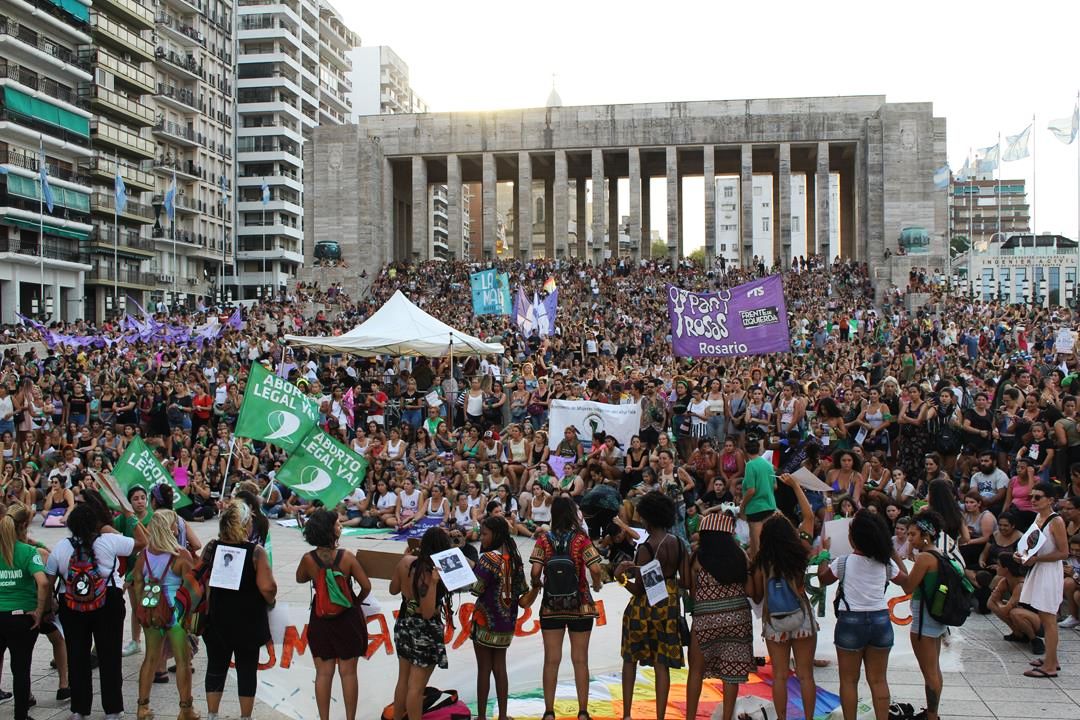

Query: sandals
[[1024, 667, 1059, 678], [542, 713, 556, 720]]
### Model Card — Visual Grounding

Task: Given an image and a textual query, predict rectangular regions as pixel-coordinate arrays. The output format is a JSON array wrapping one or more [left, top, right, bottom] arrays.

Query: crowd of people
[[0, 254, 1078, 720]]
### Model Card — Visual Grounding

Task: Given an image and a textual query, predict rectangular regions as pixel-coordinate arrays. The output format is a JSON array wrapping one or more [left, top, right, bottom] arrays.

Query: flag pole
[[114, 152, 120, 314], [447, 334, 454, 432], [968, 147, 973, 299], [38, 135, 45, 321]]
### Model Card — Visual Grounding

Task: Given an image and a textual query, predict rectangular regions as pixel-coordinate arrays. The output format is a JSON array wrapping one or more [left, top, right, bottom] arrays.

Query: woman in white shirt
[[818, 510, 906, 720], [46, 502, 146, 720], [388, 477, 422, 528]]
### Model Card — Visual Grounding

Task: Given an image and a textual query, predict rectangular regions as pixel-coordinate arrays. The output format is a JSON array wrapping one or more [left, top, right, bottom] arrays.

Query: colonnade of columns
[[395, 142, 858, 265]]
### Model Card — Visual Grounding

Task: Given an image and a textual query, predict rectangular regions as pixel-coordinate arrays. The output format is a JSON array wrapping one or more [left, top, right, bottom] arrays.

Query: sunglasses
[[1031, 494, 1048, 501]]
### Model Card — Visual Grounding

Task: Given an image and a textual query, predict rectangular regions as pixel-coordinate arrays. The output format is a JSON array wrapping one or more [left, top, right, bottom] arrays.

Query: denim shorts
[[909, 599, 948, 638], [834, 609, 894, 651]]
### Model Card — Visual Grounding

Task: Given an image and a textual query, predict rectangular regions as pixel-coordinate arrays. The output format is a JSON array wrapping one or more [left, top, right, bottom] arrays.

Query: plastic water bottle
[[825, 496, 834, 515], [930, 584, 948, 616]]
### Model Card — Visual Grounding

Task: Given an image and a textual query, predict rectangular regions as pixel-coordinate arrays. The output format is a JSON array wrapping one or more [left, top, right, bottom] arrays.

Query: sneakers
[[56, 688, 71, 701], [0, 690, 12, 702], [1058, 616, 1080, 629], [122, 641, 142, 657]]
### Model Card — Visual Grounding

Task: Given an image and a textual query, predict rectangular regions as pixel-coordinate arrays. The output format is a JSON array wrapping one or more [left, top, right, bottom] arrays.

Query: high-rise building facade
[[0, 0, 94, 322], [236, 0, 357, 299], [950, 176, 1030, 253], [348, 46, 425, 118]]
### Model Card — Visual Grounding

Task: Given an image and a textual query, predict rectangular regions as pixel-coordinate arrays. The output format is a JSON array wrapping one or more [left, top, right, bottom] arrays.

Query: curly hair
[[636, 491, 676, 531], [751, 514, 809, 583], [302, 508, 338, 548]]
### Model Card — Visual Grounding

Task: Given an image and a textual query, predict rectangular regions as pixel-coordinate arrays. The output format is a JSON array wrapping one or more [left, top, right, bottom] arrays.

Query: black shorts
[[747, 509, 775, 522], [539, 616, 594, 633]]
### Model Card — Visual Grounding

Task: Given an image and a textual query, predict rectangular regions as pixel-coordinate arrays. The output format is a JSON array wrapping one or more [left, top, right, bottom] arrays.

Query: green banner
[[275, 428, 367, 509], [112, 436, 191, 509], [235, 362, 320, 452]]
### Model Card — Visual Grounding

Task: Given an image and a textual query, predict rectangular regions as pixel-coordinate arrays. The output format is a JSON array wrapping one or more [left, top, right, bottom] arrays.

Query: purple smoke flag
[[513, 287, 532, 334], [667, 275, 791, 357], [227, 306, 244, 330], [15, 313, 46, 331]]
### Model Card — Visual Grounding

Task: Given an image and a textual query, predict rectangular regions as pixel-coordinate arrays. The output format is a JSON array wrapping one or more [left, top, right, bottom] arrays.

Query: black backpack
[[543, 531, 580, 612], [918, 549, 973, 634]]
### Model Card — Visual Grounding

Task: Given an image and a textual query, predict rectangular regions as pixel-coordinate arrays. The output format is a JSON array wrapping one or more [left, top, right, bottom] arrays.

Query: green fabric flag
[[235, 362, 320, 452], [112, 436, 192, 509], [274, 428, 367, 509]]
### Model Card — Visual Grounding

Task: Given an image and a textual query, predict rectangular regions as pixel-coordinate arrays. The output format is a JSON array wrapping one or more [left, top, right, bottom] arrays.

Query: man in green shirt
[[740, 437, 777, 558]]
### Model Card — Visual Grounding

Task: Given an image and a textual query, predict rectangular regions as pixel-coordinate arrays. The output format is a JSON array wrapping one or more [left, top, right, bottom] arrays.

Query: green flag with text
[[235, 362, 320, 452], [274, 428, 367, 508], [112, 436, 191, 509]]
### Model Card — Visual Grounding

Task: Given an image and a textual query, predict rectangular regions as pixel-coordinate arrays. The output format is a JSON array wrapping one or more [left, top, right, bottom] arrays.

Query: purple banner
[[667, 275, 791, 357]]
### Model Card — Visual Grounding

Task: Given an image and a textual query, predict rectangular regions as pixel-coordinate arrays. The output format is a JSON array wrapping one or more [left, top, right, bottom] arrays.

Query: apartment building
[[0, 0, 94, 322], [235, 0, 357, 300]]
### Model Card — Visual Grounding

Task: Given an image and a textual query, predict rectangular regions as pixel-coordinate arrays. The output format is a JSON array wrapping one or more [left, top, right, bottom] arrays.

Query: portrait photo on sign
[[209, 544, 248, 591], [431, 547, 476, 592]]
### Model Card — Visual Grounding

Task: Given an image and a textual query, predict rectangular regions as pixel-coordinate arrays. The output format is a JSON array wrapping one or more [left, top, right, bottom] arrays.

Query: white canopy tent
[[284, 290, 505, 358]]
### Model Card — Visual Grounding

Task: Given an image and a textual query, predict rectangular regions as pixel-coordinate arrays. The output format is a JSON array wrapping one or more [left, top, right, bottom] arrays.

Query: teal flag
[[470, 268, 510, 315], [112, 436, 191, 509], [235, 362, 320, 451], [274, 428, 368, 508]]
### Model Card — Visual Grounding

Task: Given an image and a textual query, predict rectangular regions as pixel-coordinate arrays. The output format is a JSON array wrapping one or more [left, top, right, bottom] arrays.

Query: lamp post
[[151, 196, 164, 308]]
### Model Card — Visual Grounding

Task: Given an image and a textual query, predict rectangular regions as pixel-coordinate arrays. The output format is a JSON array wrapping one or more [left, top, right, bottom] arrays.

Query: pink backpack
[[381, 688, 471, 720]]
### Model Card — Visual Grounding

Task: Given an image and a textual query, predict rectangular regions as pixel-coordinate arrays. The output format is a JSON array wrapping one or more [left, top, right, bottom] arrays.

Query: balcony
[[85, 266, 156, 288], [0, 61, 88, 111], [154, 83, 200, 115], [93, 0, 154, 30], [91, 119, 155, 159], [165, 0, 204, 15], [88, 85, 155, 127], [94, 50, 155, 95], [0, 148, 87, 185], [91, 13, 155, 63], [151, 119, 200, 148], [90, 192, 154, 223], [152, 156, 203, 182], [155, 47, 204, 81], [89, 224, 157, 255], [0, 19, 91, 74], [155, 13, 203, 47], [0, 236, 85, 264]]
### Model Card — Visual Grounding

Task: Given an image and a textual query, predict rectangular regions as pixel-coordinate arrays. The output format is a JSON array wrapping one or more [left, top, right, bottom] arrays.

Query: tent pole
[[447, 335, 454, 432]]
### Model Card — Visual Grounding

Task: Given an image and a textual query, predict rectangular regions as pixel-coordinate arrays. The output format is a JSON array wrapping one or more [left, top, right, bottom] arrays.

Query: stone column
[[553, 150, 569, 257], [512, 175, 520, 258], [381, 156, 395, 261], [591, 148, 605, 263], [544, 178, 554, 259], [816, 141, 830, 261], [805, 167, 817, 259], [446, 154, 463, 261], [666, 145, 679, 260], [517, 151, 532, 260], [641, 174, 651, 259], [628, 148, 642, 260], [740, 144, 754, 265], [840, 162, 855, 260], [778, 143, 791, 268], [575, 178, 588, 259], [608, 175, 619, 258], [703, 145, 716, 268], [411, 155, 428, 260], [482, 153, 497, 260]]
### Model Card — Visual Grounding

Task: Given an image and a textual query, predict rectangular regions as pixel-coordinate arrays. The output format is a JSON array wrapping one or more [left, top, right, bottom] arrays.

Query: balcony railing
[[91, 224, 156, 251], [88, 85, 156, 125], [153, 156, 204, 180], [91, 192, 154, 221], [0, 61, 88, 110], [152, 119, 198, 143], [87, 266, 156, 286], [155, 47, 204, 79], [0, 149, 86, 185], [0, 19, 90, 71], [91, 12, 155, 61], [95, 50, 155, 94], [0, 110, 91, 148], [155, 83, 200, 111], [92, 119, 155, 157], [0, 236, 83, 263], [154, 12, 204, 44]]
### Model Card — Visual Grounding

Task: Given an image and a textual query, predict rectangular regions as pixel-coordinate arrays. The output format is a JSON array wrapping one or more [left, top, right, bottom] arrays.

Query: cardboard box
[[355, 547, 406, 580]]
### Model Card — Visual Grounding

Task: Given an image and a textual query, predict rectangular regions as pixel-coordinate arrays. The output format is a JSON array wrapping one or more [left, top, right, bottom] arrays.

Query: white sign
[[823, 518, 854, 557], [1055, 328, 1077, 355], [1018, 521, 1047, 563], [792, 467, 833, 493], [639, 559, 668, 606], [431, 548, 477, 592], [209, 544, 247, 591], [548, 399, 641, 452]]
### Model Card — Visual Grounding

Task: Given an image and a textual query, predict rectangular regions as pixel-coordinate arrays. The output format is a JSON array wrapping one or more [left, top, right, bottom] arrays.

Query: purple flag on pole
[[227, 307, 243, 330], [666, 275, 791, 357]]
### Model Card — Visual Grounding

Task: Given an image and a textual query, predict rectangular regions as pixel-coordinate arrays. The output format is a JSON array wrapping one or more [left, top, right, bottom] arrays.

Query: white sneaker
[[121, 640, 142, 657], [1059, 616, 1080, 629]]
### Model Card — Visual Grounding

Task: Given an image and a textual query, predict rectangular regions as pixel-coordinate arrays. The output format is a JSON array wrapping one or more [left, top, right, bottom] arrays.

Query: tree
[[687, 248, 706, 266], [650, 241, 670, 258], [951, 235, 970, 258]]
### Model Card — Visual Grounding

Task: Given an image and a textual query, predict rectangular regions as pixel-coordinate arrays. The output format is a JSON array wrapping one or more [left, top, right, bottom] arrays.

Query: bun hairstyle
[[218, 500, 252, 544]]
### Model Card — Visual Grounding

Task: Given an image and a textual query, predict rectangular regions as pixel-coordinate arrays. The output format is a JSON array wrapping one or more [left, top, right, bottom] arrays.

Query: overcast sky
[[336, 0, 1080, 251]]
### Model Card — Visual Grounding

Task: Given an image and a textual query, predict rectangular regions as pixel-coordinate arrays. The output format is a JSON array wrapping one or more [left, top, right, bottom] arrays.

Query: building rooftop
[[1003, 233, 1077, 249]]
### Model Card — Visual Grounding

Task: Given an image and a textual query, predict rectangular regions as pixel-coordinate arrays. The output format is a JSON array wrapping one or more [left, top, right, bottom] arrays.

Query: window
[[753, 186, 762, 197], [534, 197, 544, 222], [720, 244, 727, 251], [762, 217, 770, 232], [792, 217, 801, 232], [723, 186, 734, 199], [761, 201, 770, 209]]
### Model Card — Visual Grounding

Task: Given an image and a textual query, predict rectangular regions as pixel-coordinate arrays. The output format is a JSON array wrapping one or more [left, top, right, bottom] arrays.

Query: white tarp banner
[[252, 562, 962, 720], [547, 399, 642, 452]]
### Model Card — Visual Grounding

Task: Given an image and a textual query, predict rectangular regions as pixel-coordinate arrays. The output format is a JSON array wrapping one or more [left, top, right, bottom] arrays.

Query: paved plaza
[[15, 521, 1080, 720]]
